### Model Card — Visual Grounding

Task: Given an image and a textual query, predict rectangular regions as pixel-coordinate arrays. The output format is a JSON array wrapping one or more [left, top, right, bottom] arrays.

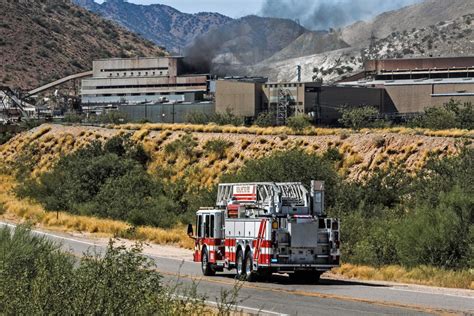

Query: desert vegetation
[[0, 121, 472, 288], [0, 225, 240, 314]]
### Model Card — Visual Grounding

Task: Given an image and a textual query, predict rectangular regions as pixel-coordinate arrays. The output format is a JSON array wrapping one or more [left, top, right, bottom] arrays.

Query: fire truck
[[187, 181, 340, 282]]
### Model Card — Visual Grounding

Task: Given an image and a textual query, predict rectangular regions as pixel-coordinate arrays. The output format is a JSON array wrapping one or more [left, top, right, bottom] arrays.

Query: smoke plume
[[260, 0, 423, 30]]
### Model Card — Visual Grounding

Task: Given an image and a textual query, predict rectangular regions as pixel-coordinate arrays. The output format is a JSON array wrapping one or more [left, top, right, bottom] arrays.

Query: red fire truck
[[187, 181, 340, 282]]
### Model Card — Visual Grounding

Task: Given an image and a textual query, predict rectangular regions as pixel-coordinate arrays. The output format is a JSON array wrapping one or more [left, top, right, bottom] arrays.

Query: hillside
[[341, 0, 474, 47], [244, 13, 474, 82], [1, 124, 471, 187], [73, 0, 232, 53], [0, 0, 165, 90]]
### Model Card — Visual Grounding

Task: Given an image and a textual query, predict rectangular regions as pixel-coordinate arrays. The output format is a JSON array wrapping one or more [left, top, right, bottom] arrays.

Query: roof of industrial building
[[338, 77, 474, 87]]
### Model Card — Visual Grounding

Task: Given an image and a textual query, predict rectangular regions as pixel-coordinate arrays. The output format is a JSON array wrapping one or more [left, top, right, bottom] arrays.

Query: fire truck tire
[[201, 249, 215, 276], [236, 249, 245, 279], [244, 253, 258, 282]]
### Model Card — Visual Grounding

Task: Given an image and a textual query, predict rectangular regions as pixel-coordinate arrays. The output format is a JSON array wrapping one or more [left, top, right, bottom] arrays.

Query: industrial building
[[216, 79, 389, 125], [81, 56, 209, 105], [338, 56, 474, 114]]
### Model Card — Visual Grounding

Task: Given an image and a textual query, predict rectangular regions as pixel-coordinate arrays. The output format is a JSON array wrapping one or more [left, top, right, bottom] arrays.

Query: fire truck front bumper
[[267, 263, 339, 272]]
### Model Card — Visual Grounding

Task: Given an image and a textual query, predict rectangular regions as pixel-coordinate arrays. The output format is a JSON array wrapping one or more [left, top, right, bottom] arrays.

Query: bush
[[63, 112, 83, 123], [287, 115, 312, 131], [0, 132, 14, 145], [211, 110, 244, 126], [164, 133, 197, 157], [254, 111, 276, 127], [186, 112, 208, 124], [203, 138, 232, 158], [409, 100, 474, 130], [186, 110, 244, 126], [0, 225, 211, 315], [14, 135, 205, 228], [396, 186, 473, 268], [338, 106, 379, 130]]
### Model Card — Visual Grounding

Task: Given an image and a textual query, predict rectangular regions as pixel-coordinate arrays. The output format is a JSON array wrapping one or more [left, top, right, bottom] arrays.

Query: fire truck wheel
[[236, 249, 245, 279], [201, 248, 215, 276], [244, 253, 257, 282]]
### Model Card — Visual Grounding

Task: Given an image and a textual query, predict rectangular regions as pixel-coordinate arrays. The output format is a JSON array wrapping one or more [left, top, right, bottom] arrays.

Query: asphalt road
[[3, 223, 473, 316]]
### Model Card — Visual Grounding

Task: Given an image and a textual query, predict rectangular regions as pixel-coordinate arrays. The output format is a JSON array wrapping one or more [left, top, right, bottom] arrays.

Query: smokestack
[[297, 65, 301, 82]]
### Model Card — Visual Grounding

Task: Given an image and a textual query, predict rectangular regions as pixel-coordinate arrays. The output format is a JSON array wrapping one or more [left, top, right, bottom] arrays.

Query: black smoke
[[259, 0, 423, 30]]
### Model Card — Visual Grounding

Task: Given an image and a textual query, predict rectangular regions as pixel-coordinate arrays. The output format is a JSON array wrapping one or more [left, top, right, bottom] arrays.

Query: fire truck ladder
[[253, 218, 268, 265], [277, 88, 292, 126]]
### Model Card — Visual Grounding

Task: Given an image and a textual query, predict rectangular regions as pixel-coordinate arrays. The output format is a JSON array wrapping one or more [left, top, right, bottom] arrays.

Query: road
[[2, 223, 473, 316]]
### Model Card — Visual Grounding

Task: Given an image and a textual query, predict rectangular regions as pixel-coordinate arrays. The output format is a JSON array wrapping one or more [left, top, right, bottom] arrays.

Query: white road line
[[0, 222, 97, 247]]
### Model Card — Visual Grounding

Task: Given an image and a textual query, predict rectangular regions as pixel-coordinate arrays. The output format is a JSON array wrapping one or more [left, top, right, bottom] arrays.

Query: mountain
[[73, 0, 232, 53], [263, 30, 350, 63], [72, 0, 473, 82], [342, 0, 474, 47], [0, 0, 165, 90], [243, 12, 474, 83]]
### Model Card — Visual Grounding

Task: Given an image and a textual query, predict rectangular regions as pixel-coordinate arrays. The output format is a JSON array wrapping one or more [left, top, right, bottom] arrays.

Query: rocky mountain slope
[[0, 0, 165, 90], [73, 0, 232, 53], [341, 0, 474, 47], [245, 13, 474, 82]]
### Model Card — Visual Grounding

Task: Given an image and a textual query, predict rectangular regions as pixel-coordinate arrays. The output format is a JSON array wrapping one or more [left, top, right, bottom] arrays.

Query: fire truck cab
[[188, 180, 340, 282]]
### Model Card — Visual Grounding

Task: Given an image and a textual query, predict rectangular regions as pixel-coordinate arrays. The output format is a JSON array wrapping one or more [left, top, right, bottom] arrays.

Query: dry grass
[[0, 175, 193, 249], [118, 123, 474, 139], [333, 263, 474, 289], [1, 123, 465, 189]]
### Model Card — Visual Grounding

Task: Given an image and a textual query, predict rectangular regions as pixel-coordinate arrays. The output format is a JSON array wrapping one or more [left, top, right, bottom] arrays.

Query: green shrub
[[164, 133, 197, 157], [409, 100, 474, 130], [287, 115, 312, 131], [211, 110, 244, 126], [396, 186, 473, 269], [254, 111, 276, 127], [0, 225, 210, 315], [203, 138, 232, 158], [0, 132, 14, 145], [186, 111, 210, 125], [338, 106, 379, 130], [63, 112, 83, 123]]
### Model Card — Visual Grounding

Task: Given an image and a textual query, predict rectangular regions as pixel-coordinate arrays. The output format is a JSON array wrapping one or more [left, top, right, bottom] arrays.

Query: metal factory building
[[81, 56, 209, 105], [216, 78, 389, 125], [338, 56, 474, 114]]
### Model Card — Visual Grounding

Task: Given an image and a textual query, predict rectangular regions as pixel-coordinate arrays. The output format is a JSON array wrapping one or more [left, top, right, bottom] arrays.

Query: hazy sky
[[95, 0, 265, 18]]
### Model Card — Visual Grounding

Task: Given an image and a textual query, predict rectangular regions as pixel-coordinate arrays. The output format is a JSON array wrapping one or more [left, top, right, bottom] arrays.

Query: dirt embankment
[[1, 124, 470, 186]]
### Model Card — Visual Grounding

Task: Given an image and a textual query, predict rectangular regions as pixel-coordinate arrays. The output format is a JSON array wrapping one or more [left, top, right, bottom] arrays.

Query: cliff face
[[1, 124, 469, 187]]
